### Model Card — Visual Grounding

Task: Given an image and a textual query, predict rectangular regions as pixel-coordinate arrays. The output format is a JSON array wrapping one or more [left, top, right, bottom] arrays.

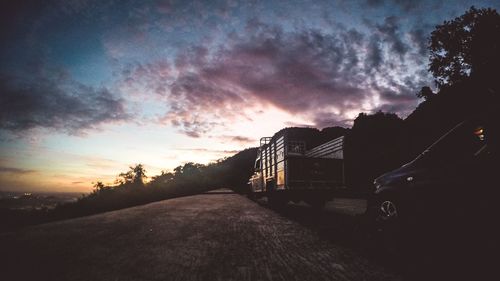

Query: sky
[[1, 0, 499, 193]]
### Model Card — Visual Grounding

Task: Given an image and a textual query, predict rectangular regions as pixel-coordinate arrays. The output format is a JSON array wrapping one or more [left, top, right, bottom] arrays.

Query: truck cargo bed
[[286, 157, 344, 189]]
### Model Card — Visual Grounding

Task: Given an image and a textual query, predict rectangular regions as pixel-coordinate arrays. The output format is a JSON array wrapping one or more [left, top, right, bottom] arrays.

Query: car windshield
[[415, 121, 487, 165]]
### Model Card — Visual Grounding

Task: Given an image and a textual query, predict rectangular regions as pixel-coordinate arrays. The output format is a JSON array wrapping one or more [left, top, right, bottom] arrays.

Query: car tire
[[375, 196, 402, 233]]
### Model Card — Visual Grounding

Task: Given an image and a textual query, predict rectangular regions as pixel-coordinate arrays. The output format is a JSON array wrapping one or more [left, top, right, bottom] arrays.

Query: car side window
[[427, 123, 487, 166]]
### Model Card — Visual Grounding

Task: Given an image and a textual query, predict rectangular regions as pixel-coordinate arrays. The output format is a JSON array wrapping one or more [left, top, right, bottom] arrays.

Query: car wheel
[[375, 197, 402, 234], [268, 193, 287, 208], [380, 200, 399, 220]]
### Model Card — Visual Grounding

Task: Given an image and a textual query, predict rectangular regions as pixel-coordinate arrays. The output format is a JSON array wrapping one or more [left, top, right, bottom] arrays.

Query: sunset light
[[1, 0, 498, 194], [2, 2, 500, 281]]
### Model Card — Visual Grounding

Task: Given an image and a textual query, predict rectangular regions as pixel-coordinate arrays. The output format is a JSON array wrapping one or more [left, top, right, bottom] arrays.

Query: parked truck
[[248, 128, 346, 208]]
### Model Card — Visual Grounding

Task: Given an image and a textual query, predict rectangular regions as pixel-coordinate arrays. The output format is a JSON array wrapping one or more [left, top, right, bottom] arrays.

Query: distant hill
[[211, 147, 258, 194]]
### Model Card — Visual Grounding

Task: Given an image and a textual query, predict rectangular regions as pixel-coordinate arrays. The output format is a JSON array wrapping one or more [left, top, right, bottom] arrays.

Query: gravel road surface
[[1, 189, 402, 281]]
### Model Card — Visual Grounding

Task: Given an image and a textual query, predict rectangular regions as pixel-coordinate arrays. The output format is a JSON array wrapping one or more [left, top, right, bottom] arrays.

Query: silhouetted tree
[[416, 86, 435, 100], [92, 181, 106, 194], [116, 170, 133, 185], [115, 164, 147, 186], [429, 7, 500, 89], [174, 162, 204, 178], [132, 164, 147, 186], [150, 170, 174, 185], [344, 111, 405, 191]]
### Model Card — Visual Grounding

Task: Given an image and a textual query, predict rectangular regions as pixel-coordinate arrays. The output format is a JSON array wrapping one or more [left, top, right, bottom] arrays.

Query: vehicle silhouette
[[369, 115, 499, 232]]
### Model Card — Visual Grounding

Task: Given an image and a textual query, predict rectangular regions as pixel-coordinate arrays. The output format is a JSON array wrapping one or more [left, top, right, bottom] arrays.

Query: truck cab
[[249, 155, 264, 193]]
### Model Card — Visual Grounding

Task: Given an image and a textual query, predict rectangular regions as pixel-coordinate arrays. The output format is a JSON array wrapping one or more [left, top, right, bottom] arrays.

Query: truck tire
[[247, 190, 257, 201], [266, 181, 287, 208], [305, 197, 326, 210], [311, 199, 326, 210], [268, 194, 287, 208]]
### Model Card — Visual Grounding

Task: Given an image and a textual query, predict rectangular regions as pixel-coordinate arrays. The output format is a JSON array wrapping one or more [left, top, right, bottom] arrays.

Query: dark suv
[[370, 117, 498, 229]]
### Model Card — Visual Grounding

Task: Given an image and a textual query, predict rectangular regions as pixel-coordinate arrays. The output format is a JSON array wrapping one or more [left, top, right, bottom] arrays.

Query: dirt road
[[1, 189, 402, 281]]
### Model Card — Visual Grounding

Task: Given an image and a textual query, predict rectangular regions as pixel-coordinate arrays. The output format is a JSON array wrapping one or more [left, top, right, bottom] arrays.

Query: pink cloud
[[116, 21, 425, 137]]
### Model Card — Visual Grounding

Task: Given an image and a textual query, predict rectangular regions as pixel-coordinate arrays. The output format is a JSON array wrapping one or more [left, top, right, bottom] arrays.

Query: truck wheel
[[305, 198, 326, 210], [268, 194, 287, 208], [247, 191, 257, 201], [310, 199, 326, 210]]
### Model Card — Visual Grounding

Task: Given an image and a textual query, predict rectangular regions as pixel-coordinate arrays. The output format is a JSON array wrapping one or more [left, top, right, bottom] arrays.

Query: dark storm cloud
[[161, 71, 244, 137], [230, 136, 254, 143], [374, 16, 409, 56], [0, 1, 41, 40], [2, 0, 443, 139], [341, 29, 365, 70], [312, 112, 353, 130], [376, 86, 418, 113], [367, 35, 383, 70], [366, 0, 385, 7], [408, 27, 429, 57], [365, 0, 421, 11], [392, 0, 420, 12], [119, 60, 172, 96], [162, 24, 367, 134], [0, 69, 129, 134], [157, 20, 422, 136], [216, 135, 256, 145], [206, 27, 367, 112]]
